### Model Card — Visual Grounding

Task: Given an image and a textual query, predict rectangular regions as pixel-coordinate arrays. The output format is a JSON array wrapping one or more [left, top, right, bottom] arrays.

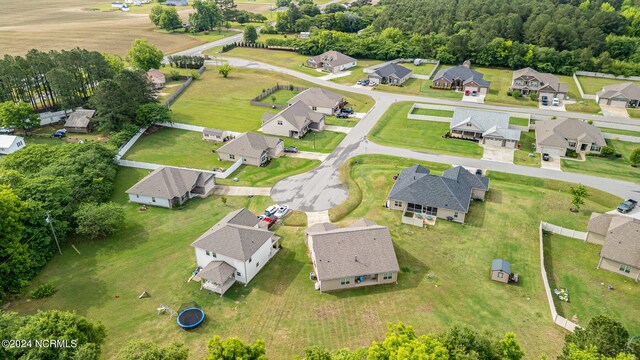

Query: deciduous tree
[[218, 64, 232, 77], [206, 336, 267, 360], [74, 202, 126, 239], [127, 38, 164, 71], [0, 101, 38, 135], [569, 184, 589, 211], [244, 25, 258, 43], [118, 340, 188, 360], [160, 6, 183, 32]]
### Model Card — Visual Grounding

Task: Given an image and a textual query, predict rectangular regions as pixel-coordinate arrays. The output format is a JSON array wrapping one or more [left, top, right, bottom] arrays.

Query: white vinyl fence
[[116, 127, 147, 159], [541, 221, 587, 240], [603, 132, 640, 143]]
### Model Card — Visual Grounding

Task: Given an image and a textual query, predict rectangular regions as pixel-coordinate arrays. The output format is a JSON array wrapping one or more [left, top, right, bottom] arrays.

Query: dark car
[[617, 199, 638, 214], [471, 90, 477, 96], [52, 130, 66, 138], [541, 95, 549, 106], [284, 146, 298, 153], [336, 113, 349, 119], [542, 153, 550, 161], [342, 107, 354, 114]]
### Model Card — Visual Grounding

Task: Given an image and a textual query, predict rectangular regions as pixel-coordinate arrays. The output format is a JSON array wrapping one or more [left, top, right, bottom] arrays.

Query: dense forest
[[262, 0, 640, 75]]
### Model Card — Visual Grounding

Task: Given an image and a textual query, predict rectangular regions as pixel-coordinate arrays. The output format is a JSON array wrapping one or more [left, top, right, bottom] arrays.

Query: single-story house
[[64, 109, 95, 134], [262, 101, 325, 138], [288, 87, 345, 115], [306, 218, 400, 292], [126, 166, 215, 208], [490, 259, 511, 284], [535, 119, 606, 156], [368, 63, 413, 86], [587, 213, 640, 281], [387, 164, 490, 224], [192, 208, 281, 295], [0, 135, 25, 155], [147, 69, 166, 89], [202, 128, 230, 142], [449, 108, 521, 148], [167, 0, 188, 5], [432, 62, 490, 94], [596, 82, 640, 108], [306, 51, 357, 73], [510, 67, 568, 100], [217, 132, 283, 167]]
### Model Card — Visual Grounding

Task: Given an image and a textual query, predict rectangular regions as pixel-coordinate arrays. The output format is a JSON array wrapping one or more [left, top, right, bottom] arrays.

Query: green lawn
[[157, 80, 187, 103], [411, 108, 454, 117], [216, 156, 320, 186], [122, 128, 229, 171], [401, 62, 437, 76], [278, 131, 346, 153], [187, 29, 238, 43], [9, 156, 624, 359], [220, 47, 322, 77], [544, 234, 640, 335], [373, 78, 465, 100], [577, 76, 640, 95], [324, 116, 359, 127], [599, 127, 640, 138], [26, 126, 108, 147], [565, 100, 602, 114], [509, 117, 529, 126], [560, 140, 640, 183], [629, 108, 640, 119], [369, 102, 483, 158], [329, 59, 386, 85], [168, 67, 373, 132], [258, 89, 300, 105], [474, 66, 538, 108], [513, 131, 541, 167]]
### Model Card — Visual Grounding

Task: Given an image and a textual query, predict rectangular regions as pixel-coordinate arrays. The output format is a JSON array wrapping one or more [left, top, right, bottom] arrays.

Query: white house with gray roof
[[596, 82, 640, 108], [287, 88, 345, 115], [387, 165, 490, 224], [306, 219, 399, 292], [0, 135, 25, 155], [306, 51, 357, 74], [262, 100, 325, 138], [587, 213, 640, 281], [510, 67, 568, 100], [202, 128, 230, 142], [192, 208, 280, 295], [368, 63, 413, 85], [450, 108, 521, 148], [126, 166, 215, 208], [217, 132, 283, 166], [432, 63, 490, 94], [535, 119, 606, 156]]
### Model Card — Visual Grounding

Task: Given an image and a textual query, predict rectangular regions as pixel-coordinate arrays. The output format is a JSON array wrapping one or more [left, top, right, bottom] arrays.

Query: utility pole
[[45, 212, 62, 255]]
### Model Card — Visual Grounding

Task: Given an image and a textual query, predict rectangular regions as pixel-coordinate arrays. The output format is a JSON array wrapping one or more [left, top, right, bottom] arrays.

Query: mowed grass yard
[[577, 76, 640, 95], [279, 131, 346, 153], [8, 157, 624, 359], [513, 131, 541, 167], [169, 67, 373, 132], [215, 156, 320, 186], [474, 67, 539, 108], [560, 140, 640, 183], [221, 47, 323, 77], [258, 89, 300, 105], [369, 102, 483, 158], [545, 234, 640, 335]]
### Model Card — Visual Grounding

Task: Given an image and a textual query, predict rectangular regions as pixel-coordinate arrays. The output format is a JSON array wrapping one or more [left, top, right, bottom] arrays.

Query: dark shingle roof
[[198, 261, 236, 284], [433, 66, 490, 87], [218, 132, 283, 159], [443, 166, 490, 191], [492, 259, 511, 273], [372, 63, 413, 79], [126, 166, 213, 199], [65, 109, 95, 128]]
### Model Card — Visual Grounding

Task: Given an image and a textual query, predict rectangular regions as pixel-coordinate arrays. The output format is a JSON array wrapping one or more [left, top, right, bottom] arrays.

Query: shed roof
[[0, 135, 23, 148], [65, 109, 95, 128], [492, 259, 511, 273]]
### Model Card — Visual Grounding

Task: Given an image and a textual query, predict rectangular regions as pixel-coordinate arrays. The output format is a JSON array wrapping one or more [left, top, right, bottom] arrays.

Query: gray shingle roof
[[450, 108, 520, 141], [263, 101, 324, 130], [597, 82, 640, 101], [198, 260, 236, 284], [587, 212, 614, 236], [203, 128, 226, 137], [389, 165, 489, 213], [512, 67, 567, 93], [217, 132, 283, 159], [147, 69, 166, 84], [535, 119, 606, 149], [601, 216, 640, 267], [126, 166, 214, 199], [191, 208, 275, 262], [65, 109, 95, 128], [306, 222, 339, 235], [309, 51, 356, 68], [492, 259, 511, 273], [371, 63, 412, 79], [433, 66, 490, 87], [310, 219, 400, 281], [288, 88, 344, 109]]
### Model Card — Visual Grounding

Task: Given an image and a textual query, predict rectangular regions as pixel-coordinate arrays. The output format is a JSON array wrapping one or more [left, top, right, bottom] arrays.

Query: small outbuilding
[[491, 259, 517, 284], [64, 109, 95, 134], [202, 128, 230, 142]]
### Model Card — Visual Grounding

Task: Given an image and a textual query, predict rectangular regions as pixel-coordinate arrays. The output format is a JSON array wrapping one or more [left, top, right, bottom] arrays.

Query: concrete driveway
[[600, 104, 630, 118], [481, 145, 514, 164], [462, 94, 485, 103], [539, 101, 566, 111], [324, 125, 351, 134], [540, 156, 562, 171], [285, 151, 328, 161], [306, 210, 331, 226], [213, 186, 272, 196], [606, 206, 640, 220], [318, 71, 351, 81]]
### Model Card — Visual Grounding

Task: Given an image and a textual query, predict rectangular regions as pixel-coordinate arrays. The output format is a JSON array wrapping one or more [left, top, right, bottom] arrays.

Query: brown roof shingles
[[600, 217, 640, 267], [126, 166, 213, 199]]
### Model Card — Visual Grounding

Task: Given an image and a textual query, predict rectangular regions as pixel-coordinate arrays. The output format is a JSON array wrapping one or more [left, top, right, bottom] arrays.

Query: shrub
[[169, 70, 180, 81], [587, 120, 593, 124], [529, 92, 537, 101], [74, 202, 126, 239], [507, 90, 513, 96], [565, 149, 578, 158], [30, 282, 56, 299], [512, 90, 522, 98], [600, 146, 615, 159]]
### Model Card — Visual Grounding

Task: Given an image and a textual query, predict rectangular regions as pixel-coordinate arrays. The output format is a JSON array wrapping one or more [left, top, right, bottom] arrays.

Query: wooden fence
[[539, 221, 582, 332], [163, 65, 206, 107], [250, 84, 308, 109]]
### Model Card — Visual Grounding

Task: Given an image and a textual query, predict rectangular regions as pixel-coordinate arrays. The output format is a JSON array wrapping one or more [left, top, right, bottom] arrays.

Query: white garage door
[[484, 138, 504, 147], [479, 87, 488, 95], [465, 85, 479, 92], [609, 100, 627, 108], [598, 98, 608, 105], [540, 146, 565, 156]]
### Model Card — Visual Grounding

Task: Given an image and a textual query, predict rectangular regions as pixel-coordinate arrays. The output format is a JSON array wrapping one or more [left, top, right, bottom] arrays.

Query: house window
[[340, 277, 351, 285], [394, 200, 402, 207], [229, 154, 235, 160], [205, 251, 216, 258], [590, 145, 601, 152], [454, 212, 459, 218], [425, 206, 437, 216], [236, 271, 242, 276], [277, 120, 283, 125], [152, 197, 156, 203], [136, 194, 139, 198], [434, 82, 439, 86], [466, 123, 472, 127], [497, 272, 503, 278], [256, 262, 260, 268], [619, 264, 631, 273], [383, 272, 393, 280], [568, 141, 576, 148]]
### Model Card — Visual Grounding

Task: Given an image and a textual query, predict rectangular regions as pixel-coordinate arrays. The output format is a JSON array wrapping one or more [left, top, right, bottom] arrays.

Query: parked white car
[[265, 205, 278, 216], [274, 205, 289, 218], [552, 98, 560, 106]]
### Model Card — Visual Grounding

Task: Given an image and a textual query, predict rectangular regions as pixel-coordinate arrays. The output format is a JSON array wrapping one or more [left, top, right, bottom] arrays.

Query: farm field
[[169, 67, 373, 132], [7, 157, 625, 359], [0, 0, 209, 56], [577, 76, 640, 95], [560, 140, 640, 183], [544, 234, 640, 335], [513, 131, 541, 167], [369, 102, 484, 158]]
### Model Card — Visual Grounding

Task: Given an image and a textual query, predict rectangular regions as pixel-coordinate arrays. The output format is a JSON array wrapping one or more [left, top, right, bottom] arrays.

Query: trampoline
[[177, 307, 205, 329]]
